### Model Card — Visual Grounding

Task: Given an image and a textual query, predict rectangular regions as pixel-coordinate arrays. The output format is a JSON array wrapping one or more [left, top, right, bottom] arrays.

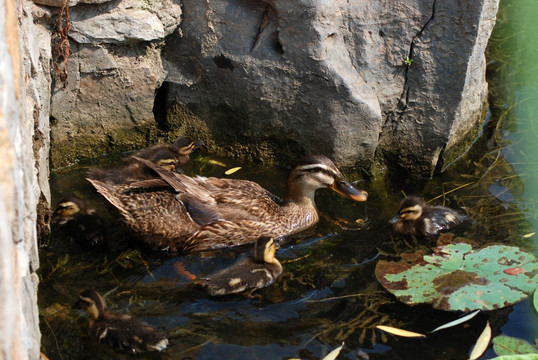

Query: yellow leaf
[[523, 232, 535, 238], [208, 159, 226, 166], [469, 321, 491, 360], [225, 167, 242, 175], [322, 342, 344, 360], [375, 325, 426, 338]]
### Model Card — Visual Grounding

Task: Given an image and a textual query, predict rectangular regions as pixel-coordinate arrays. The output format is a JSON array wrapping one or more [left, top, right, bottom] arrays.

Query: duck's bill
[[330, 179, 368, 201]]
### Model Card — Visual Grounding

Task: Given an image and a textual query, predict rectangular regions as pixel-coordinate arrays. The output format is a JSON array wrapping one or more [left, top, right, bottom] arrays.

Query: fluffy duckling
[[203, 237, 283, 297], [88, 136, 199, 184], [133, 136, 200, 168], [389, 196, 470, 236], [52, 196, 106, 248], [75, 289, 168, 354]]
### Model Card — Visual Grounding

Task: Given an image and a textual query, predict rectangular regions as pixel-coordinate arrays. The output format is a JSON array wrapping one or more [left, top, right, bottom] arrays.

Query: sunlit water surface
[[40, 1, 537, 359]]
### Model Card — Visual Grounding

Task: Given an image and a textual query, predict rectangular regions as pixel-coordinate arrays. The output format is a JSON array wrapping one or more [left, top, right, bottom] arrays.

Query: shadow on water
[[39, 1, 537, 359]]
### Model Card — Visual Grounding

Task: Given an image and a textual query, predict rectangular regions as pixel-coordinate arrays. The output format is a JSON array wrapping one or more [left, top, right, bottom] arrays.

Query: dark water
[[40, 1, 537, 359]]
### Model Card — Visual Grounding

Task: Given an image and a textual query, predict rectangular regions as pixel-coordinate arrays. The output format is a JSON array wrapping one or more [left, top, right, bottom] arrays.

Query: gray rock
[[48, 0, 498, 177], [70, 9, 165, 44], [49, 0, 181, 167], [160, 0, 498, 176], [50, 41, 167, 167], [68, 0, 182, 44]]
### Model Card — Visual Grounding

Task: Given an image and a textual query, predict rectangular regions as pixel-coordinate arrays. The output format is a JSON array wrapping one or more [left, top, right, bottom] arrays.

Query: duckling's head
[[389, 196, 425, 223], [287, 155, 368, 202], [170, 136, 199, 156], [75, 289, 107, 321], [254, 237, 277, 264], [53, 197, 86, 224]]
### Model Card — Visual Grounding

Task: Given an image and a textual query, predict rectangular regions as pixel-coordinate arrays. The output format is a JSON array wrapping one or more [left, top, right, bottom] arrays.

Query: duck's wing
[[132, 157, 281, 222], [426, 206, 471, 234], [132, 157, 216, 204], [203, 257, 282, 296], [203, 257, 253, 295], [87, 178, 199, 249]]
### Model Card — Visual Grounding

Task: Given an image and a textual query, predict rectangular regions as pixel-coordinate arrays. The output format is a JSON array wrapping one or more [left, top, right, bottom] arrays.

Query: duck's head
[[254, 237, 278, 264], [53, 197, 86, 224], [170, 136, 201, 156], [389, 196, 425, 224], [75, 289, 107, 321], [287, 155, 368, 202]]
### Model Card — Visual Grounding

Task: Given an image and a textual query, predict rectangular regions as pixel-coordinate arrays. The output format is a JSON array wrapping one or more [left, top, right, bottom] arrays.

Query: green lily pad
[[375, 243, 538, 311], [492, 335, 538, 356]]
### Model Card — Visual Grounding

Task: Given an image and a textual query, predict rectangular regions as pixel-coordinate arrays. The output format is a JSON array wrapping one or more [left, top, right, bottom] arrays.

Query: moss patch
[[50, 123, 159, 169]]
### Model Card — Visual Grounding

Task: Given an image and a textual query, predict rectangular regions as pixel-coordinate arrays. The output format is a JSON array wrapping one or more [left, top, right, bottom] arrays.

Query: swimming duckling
[[203, 237, 283, 297], [389, 196, 471, 236], [87, 136, 199, 185], [75, 289, 168, 354], [133, 136, 200, 169], [52, 196, 106, 248]]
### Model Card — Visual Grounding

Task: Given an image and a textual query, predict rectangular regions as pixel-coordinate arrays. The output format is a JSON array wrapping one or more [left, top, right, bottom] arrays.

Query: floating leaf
[[534, 287, 538, 313], [375, 242, 538, 311], [469, 321, 491, 360], [208, 159, 226, 166], [523, 232, 535, 238], [225, 167, 242, 175], [375, 325, 426, 338], [492, 335, 538, 356], [430, 310, 480, 333], [322, 342, 344, 360]]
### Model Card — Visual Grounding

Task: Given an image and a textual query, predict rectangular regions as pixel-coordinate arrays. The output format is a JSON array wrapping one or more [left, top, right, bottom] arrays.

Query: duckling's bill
[[388, 215, 400, 224], [330, 178, 368, 202]]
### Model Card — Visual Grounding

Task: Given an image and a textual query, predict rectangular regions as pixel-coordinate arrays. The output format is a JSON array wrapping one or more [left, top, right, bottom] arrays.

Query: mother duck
[[87, 154, 368, 253]]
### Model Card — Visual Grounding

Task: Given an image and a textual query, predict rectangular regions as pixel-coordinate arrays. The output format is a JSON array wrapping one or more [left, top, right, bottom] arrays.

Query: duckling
[[87, 154, 368, 252], [133, 136, 200, 169], [87, 136, 199, 185], [75, 289, 168, 354], [52, 196, 106, 248], [389, 196, 470, 236], [202, 237, 283, 297]]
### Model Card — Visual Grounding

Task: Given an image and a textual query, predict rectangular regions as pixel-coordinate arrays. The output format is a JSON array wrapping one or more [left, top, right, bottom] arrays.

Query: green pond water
[[40, 1, 537, 359]]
